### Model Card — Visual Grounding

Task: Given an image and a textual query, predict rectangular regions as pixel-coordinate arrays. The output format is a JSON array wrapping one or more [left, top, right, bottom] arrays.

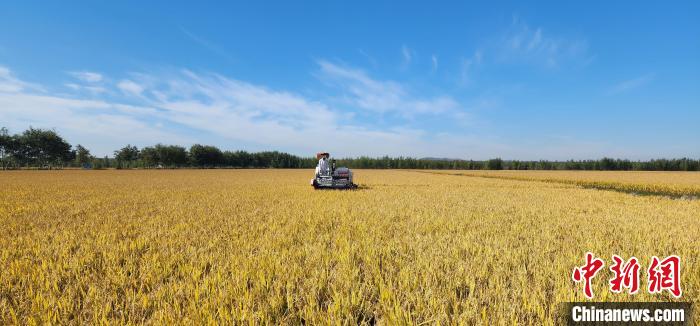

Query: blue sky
[[1, 1, 698, 159]]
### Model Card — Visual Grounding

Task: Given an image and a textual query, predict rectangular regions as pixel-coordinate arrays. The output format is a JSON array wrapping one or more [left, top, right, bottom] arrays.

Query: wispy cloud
[[460, 50, 483, 85], [0, 65, 481, 157], [316, 60, 459, 116], [117, 79, 145, 96], [0, 66, 43, 93], [401, 44, 413, 66], [68, 71, 103, 83], [181, 27, 236, 62], [65, 83, 107, 94], [501, 15, 590, 68], [358, 49, 378, 68], [2, 64, 632, 159], [608, 74, 654, 94], [431, 54, 438, 72], [1, 71, 183, 153], [63, 71, 109, 94]]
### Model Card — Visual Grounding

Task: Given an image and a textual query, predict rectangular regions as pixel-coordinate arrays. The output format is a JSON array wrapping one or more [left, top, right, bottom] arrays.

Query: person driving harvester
[[315, 152, 330, 176], [310, 152, 356, 189]]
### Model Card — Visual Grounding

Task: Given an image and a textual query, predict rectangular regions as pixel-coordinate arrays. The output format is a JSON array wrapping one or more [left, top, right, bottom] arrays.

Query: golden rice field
[[1, 169, 699, 324], [428, 170, 700, 198]]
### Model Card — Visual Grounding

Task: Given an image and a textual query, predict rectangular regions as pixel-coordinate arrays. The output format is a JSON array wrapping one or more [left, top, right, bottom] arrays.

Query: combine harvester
[[311, 152, 358, 190]]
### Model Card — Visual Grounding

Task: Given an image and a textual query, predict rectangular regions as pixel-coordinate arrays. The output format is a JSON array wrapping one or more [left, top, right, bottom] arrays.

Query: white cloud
[[431, 54, 438, 72], [608, 74, 654, 94], [358, 49, 378, 68], [7, 64, 631, 159], [1, 65, 546, 158], [64, 71, 107, 94], [69, 71, 103, 83], [0, 66, 43, 93], [1, 65, 474, 157], [317, 60, 459, 116], [124, 69, 474, 156], [65, 83, 107, 94], [0, 91, 184, 155], [460, 50, 483, 85], [401, 45, 412, 65], [181, 27, 236, 63], [502, 16, 589, 67], [5, 65, 653, 160], [117, 79, 144, 96]]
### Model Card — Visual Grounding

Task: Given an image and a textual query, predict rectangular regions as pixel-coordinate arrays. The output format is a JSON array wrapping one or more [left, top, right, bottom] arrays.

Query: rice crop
[[1, 170, 698, 324]]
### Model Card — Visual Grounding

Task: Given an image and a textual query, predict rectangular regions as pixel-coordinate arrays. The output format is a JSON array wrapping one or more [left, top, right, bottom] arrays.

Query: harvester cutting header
[[311, 152, 357, 189]]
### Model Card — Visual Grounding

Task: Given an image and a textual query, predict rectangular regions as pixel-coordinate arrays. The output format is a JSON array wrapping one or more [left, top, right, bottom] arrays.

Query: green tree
[[189, 144, 224, 167], [156, 144, 188, 167], [223, 150, 253, 167], [114, 144, 139, 168], [0, 127, 13, 170], [75, 144, 93, 167], [15, 127, 73, 169], [139, 146, 159, 168], [140, 144, 188, 168], [487, 158, 504, 170]]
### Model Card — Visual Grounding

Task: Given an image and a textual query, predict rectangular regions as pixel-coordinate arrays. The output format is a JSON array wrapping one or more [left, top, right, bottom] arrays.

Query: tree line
[[1, 127, 699, 171], [329, 157, 700, 171]]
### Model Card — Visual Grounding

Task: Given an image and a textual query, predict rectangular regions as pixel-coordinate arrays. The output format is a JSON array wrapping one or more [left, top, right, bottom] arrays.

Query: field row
[[1, 170, 698, 324]]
